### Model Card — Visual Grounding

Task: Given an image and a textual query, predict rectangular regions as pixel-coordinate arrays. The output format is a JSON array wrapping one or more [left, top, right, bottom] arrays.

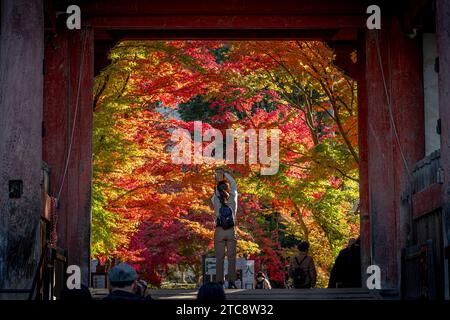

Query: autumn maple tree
[[91, 40, 360, 287]]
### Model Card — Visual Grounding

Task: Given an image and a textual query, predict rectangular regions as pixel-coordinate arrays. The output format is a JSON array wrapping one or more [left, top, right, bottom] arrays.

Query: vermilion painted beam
[[78, 0, 369, 16], [93, 28, 358, 75], [88, 15, 366, 30], [98, 29, 355, 40]]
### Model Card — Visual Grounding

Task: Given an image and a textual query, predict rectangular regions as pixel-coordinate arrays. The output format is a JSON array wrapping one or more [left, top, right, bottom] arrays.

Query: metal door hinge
[[437, 167, 444, 184]]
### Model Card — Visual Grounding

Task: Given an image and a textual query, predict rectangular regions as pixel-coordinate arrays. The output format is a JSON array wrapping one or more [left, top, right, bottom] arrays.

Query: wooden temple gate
[[0, 0, 449, 299]]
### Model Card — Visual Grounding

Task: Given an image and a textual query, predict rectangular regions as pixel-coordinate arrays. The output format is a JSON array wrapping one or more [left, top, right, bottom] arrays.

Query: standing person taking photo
[[212, 168, 238, 289]]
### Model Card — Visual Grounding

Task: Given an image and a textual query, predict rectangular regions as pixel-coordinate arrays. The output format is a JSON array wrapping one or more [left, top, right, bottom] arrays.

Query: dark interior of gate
[[1, 0, 449, 299]]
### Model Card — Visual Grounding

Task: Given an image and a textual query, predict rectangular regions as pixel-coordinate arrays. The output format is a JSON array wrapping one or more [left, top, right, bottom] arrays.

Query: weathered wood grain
[[436, 0, 450, 255], [0, 0, 44, 297], [43, 27, 94, 286], [363, 17, 425, 289]]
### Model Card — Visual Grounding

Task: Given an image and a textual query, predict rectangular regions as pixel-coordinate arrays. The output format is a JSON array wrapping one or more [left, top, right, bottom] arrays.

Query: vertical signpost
[[203, 257, 254, 289]]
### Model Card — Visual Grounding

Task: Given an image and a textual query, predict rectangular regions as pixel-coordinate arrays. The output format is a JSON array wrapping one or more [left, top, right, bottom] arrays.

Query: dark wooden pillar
[[389, 17, 425, 279], [43, 26, 94, 286], [363, 16, 424, 289], [365, 27, 397, 289], [436, 0, 450, 295], [357, 29, 372, 286], [0, 0, 44, 296]]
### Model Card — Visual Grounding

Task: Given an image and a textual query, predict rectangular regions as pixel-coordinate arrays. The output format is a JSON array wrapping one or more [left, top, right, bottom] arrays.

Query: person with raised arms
[[212, 168, 238, 289]]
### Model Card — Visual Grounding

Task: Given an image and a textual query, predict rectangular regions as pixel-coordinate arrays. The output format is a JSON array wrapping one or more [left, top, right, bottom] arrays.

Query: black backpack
[[293, 256, 310, 288], [216, 203, 234, 229]]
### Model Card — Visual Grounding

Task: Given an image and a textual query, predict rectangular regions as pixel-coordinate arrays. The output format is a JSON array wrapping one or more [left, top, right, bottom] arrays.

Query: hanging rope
[[49, 196, 58, 247], [374, 30, 413, 182], [56, 27, 89, 201]]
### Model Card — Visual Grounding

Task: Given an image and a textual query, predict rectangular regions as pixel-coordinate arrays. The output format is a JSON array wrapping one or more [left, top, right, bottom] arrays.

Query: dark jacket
[[328, 243, 361, 288], [288, 252, 317, 288], [103, 290, 151, 301]]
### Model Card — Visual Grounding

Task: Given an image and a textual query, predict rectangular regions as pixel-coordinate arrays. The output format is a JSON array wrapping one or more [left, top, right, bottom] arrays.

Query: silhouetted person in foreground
[[288, 241, 317, 288], [328, 237, 362, 288], [60, 284, 93, 301], [103, 263, 151, 301], [197, 282, 226, 302]]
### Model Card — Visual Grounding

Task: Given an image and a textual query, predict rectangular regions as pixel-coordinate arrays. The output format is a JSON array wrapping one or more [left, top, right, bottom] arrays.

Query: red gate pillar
[[0, 0, 44, 296], [43, 26, 94, 286], [362, 17, 424, 289], [357, 29, 371, 289], [436, 0, 450, 296]]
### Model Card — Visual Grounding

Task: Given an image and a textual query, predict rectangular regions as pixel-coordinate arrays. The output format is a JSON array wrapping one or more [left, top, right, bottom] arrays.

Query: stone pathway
[[90, 288, 399, 300]]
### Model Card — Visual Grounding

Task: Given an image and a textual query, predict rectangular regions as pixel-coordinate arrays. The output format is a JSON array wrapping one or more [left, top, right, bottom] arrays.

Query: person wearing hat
[[103, 263, 151, 300]]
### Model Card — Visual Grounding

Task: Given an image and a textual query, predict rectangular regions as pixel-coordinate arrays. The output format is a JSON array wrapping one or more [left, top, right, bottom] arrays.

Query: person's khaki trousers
[[214, 226, 237, 282]]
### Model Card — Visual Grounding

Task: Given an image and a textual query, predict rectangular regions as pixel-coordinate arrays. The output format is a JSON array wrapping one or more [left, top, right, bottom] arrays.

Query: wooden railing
[[411, 150, 443, 219], [412, 149, 442, 194], [402, 149, 445, 299]]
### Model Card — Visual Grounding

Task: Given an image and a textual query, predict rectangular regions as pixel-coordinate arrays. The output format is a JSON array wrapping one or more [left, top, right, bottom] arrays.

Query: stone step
[[91, 288, 399, 300]]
